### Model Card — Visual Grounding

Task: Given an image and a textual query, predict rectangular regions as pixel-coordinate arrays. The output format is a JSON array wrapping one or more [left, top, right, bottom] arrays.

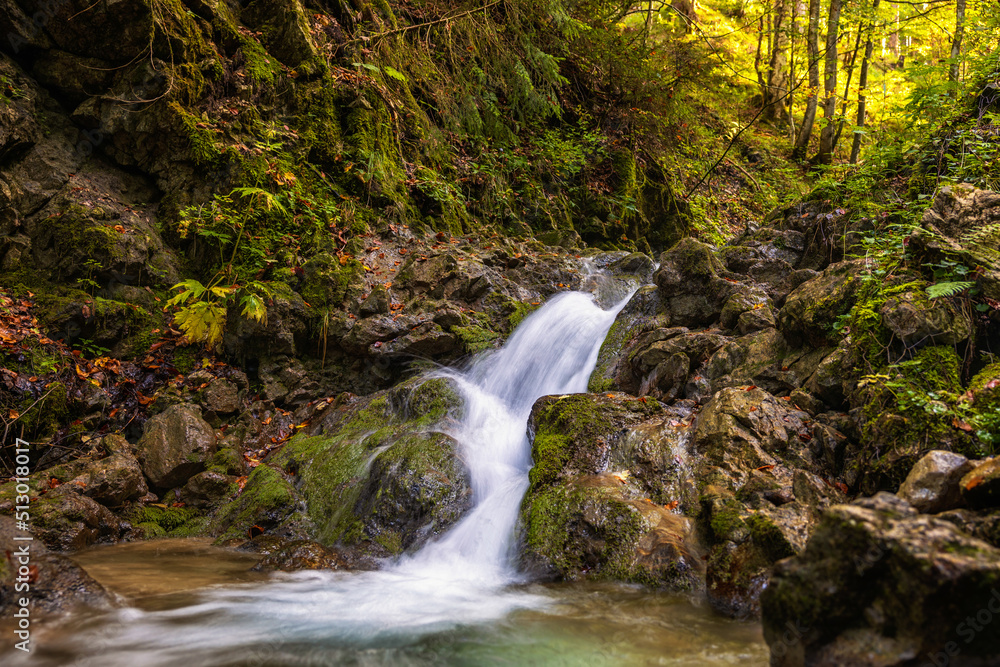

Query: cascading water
[[397, 290, 631, 585], [12, 290, 633, 667]]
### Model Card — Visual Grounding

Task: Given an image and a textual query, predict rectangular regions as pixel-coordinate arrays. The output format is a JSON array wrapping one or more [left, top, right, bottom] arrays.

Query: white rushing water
[[14, 290, 631, 667]]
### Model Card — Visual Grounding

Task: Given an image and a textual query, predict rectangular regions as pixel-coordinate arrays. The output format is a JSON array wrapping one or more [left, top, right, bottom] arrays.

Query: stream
[[5, 289, 768, 666]]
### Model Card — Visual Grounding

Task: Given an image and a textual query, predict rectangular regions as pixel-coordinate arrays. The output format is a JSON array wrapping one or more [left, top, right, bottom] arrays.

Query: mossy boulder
[[520, 392, 702, 588], [879, 291, 973, 346], [779, 259, 865, 348], [29, 487, 124, 550], [265, 378, 469, 556], [762, 493, 1000, 666], [206, 463, 307, 542], [654, 237, 742, 327]]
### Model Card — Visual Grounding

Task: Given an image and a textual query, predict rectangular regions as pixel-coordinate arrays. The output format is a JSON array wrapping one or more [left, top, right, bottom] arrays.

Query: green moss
[[208, 464, 300, 542], [238, 35, 282, 85], [507, 301, 540, 330], [208, 447, 245, 476], [746, 515, 795, 561], [523, 482, 651, 584], [128, 504, 203, 539], [452, 325, 499, 354], [169, 102, 221, 166], [528, 433, 572, 489]]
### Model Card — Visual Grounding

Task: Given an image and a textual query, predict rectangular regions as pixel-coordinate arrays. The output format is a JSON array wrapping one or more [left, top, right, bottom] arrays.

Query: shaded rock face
[[137, 404, 217, 489], [0, 517, 114, 617], [762, 493, 1000, 667]]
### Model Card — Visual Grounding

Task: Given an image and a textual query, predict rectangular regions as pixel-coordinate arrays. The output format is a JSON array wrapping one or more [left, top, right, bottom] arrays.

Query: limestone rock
[[762, 493, 1000, 667], [897, 450, 974, 513], [137, 404, 217, 489]]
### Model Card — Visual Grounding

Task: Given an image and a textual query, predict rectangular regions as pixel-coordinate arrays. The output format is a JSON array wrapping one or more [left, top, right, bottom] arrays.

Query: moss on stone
[[208, 463, 301, 542]]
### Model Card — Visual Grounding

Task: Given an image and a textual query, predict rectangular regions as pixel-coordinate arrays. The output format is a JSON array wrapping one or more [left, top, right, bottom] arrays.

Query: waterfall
[[397, 291, 630, 585], [12, 290, 631, 666]]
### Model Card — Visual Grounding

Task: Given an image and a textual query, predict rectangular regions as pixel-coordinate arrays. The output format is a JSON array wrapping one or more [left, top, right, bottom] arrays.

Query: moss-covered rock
[[260, 377, 469, 555], [762, 493, 1000, 666], [206, 463, 307, 542], [520, 392, 702, 588]]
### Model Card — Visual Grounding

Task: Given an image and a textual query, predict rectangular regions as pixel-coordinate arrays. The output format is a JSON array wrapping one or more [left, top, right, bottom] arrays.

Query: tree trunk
[[792, 0, 820, 159], [949, 0, 967, 90], [762, 0, 790, 121], [850, 0, 880, 164], [833, 25, 863, 148], [814, 0, 842, 164]]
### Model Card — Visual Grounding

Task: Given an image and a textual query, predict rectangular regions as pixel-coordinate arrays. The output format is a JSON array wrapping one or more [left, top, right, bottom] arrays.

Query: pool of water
[[5, 539, 767, 667]]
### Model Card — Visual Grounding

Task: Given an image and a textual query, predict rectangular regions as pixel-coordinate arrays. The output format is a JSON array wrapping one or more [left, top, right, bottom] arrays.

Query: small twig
[[724, 159, 761, 192], [347, 0, 503, 46]]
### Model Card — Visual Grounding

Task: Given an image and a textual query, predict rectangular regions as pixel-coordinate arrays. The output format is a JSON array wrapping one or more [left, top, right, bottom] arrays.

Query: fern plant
[[168, 187, 282, 348], [926, 281, 974, 299]]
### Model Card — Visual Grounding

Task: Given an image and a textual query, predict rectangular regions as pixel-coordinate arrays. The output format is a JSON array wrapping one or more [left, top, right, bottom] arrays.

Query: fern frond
[[926, 281, 973, 299]]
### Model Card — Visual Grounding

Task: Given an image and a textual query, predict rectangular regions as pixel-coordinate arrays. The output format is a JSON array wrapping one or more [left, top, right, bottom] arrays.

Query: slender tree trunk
[[833, 25, 863, 148], [763, 0, 790, 121], [850, 0, 880, 163], [949, 0, 967, 91], [788, 0, 799, 140], [755, 11, 766, 89], [792, 0, 820, 159], [814, 0, 842, 164]]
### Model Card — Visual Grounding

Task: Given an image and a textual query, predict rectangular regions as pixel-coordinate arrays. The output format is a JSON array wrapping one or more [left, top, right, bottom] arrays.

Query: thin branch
[[347, 0, 503, 46]]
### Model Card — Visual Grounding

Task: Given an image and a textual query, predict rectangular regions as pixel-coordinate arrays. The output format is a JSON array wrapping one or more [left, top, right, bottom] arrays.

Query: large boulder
[[762, 493, 1000, 667], [520, 393, 703, 589], [262, 378, 471, 556], [692, 387, 815, 487], [136, 404, 217, 489], [779, 259, 864, 348], [897, 450, 975, 514], [655, 238, 743, 327]]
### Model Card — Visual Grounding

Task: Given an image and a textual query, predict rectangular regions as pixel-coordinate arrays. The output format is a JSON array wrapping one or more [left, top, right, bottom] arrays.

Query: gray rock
[[202, 378, 240, 415], [137, 404, 217, 488], [897, 450, 974, 513], [762, 497, 1000, 667]]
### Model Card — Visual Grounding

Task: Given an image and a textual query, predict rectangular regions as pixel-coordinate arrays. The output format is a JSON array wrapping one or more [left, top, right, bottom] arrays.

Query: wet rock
[[960, 458, 1000, 509], [762, 493, 1000, 667], [880, 291, 973, 346], [0, 517, 114, 616], [137, 404, 217, 489], [719, 286, 771, 330], [73, 435, 148, 507], [208, 463, 310, 543], [251, 540, 376, 572], [202, 378, 240, 415], [265, 379, 470, 556], [31, 487, 123, 550], [692, 387, 814, 487], [521, 393, 702, 588], [373, 321, 458, 358], [779, 259, 864, 347], [181, 471, 237, 509], [588, 285, 666, 393], [359, 284, 391, 316], [897, 450, 974, 513]]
